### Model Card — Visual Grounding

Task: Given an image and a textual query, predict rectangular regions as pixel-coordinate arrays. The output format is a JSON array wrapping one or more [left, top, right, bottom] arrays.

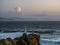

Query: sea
[[0, 21, 60, 45]]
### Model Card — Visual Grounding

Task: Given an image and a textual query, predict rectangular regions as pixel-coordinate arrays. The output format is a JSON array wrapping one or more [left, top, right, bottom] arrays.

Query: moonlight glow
[[15, 6, 22, 13]]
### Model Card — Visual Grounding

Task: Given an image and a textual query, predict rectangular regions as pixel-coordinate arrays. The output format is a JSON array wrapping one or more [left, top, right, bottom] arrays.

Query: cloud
[[0, 11, 60, 21]]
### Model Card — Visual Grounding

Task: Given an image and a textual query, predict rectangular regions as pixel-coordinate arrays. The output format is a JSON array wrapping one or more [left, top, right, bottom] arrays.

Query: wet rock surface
[[0, 33, 40, 45]]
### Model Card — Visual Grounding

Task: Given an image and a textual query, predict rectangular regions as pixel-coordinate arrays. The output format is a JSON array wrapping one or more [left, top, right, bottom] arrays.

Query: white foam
[[0, 32, 31, 39], [0, 32, 21, 39], [0, 32, 60, 42], [41, 38, 60, 42]]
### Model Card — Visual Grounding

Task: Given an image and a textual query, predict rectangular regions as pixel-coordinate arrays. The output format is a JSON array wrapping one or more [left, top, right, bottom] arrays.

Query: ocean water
[[0, 21, 60, 45]]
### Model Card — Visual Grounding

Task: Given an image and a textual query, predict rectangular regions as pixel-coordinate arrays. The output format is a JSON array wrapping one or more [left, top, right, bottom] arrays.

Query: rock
[[0, 33, 41, 45], [0, 39, 11, 45], [6, 38, 14, 45], [28, 34, 40, 45], [19, 33, 40, 45], [0, 40, 3, 45]]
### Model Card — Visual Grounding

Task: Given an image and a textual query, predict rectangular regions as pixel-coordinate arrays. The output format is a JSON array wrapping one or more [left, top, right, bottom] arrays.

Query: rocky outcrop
[[0, 33, 40, 45]]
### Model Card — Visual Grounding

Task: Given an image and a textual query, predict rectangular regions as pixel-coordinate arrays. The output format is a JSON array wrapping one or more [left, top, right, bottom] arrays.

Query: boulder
[[19, 33, 40, 45], [0, 33, 41, 45]]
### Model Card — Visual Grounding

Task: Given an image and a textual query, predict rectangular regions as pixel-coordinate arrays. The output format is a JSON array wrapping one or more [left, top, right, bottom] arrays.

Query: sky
[[0, 0, 60, 21]]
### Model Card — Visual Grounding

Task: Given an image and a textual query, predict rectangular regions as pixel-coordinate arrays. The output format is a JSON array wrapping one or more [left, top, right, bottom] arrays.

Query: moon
[[15, 6, 22, 13]]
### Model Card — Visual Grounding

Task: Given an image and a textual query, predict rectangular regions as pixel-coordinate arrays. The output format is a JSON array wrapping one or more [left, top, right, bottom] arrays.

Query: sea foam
[[0, 32, 60, 42]]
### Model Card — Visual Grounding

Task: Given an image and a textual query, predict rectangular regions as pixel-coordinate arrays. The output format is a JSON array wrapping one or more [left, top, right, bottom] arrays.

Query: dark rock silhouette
[[0, 33, 40, 45], [0, 39, 13, 45], [28, 34, 40, 45]]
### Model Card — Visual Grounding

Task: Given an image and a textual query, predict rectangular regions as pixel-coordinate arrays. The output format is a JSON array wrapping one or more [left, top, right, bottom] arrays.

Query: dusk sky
[[0, 0, 60, 21]]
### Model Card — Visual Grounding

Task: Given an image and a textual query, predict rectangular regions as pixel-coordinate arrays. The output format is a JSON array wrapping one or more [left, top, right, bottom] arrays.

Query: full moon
[[15, 6, 22, 13]]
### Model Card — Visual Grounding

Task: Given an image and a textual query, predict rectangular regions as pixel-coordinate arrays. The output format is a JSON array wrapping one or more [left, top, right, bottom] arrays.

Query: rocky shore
[[0, 33, 40, 45]]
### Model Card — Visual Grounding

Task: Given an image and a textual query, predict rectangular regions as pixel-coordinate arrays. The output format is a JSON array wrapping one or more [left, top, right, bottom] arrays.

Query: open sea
[[0, 21, 60, 45]]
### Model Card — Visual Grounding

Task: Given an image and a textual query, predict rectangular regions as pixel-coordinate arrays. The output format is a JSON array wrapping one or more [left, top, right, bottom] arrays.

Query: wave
[[0, 32, 21, 39], [0, 32, 60, 43], [41, 38, 60, 42], [0, 32, 32, 39]]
